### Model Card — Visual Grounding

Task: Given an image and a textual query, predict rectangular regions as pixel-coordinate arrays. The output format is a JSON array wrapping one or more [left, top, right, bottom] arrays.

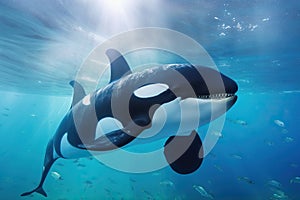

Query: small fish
[[142, 189, 152, 196], [116, 191, 122, 196], [51, 171, 63, 180], [281, 129, 288, 134], [267, 180, 282, 189], [211, 131, 223, 138], [77, 163, 86, 167], [193, 185, 214, 199], [104, 188, 111, 193], [56, 163, 64, 167], [84, 180, 93, 188], [290, 163, 298, 168], [228, 119, 247, 126], [2, 113, 8, 117], [159, 180, 174, 187], [108, 178, 116, 184], [269, 187, 284, 195], [272, 191, 288, 200], [129, 178, 136, 183], [264, 140, 275, 146], [284, 137, 294, 143], [208, 152, 217, 158], [213, 164, 223, 172], [85, 180, 93, 185], [238, 177, 255, 184], [152, 172, 160, 176], [87, 157, 94, 160], [230, 154, 242, 160], [274, 120, 285, 128], [235, 119, 247, 125], [290, 177, 300, 184], [249, 24, 258, 31], [262, 17, 270, 22]]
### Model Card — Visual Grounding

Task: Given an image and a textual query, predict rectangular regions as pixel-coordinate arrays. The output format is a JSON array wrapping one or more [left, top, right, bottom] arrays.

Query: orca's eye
[[133, 83, 169, 98]]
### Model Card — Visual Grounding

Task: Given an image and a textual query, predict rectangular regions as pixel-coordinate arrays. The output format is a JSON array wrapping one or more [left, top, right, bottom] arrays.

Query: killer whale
[[21, 49, 238, 197]]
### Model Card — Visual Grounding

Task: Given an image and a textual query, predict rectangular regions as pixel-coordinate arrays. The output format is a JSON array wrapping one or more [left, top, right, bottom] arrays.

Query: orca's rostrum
[[21, 49, 238, 197]]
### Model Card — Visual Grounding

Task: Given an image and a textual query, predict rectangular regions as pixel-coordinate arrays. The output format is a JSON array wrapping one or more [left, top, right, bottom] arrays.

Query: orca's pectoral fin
[[21, 139, 57, 197], [20, 186, 47, 197], [163, 130, 204, 174]]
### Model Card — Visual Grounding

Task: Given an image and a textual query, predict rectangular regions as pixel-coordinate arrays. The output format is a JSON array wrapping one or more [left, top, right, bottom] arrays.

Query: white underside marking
[[95, 117, 123, 140], [127, 96, 232, 147], [60, 133, 102, 159], [134, 83, 169, 98]]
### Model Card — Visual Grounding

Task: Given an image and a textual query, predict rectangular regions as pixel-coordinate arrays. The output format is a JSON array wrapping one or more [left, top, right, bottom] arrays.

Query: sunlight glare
[[93, 0, 139, 33], [104, 0, 129, 11], [91, 0, 165, 34]]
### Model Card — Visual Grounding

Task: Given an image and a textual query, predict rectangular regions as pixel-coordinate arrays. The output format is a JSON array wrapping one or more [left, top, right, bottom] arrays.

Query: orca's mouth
[[197, 93, 236, 100]]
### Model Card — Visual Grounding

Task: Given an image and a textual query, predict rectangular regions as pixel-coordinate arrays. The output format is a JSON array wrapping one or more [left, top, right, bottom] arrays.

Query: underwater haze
[[0, 0, 300, 200]]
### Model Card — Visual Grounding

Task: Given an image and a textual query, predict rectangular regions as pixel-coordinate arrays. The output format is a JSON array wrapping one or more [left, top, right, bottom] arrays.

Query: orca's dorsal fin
[[105, 49, 132, 83], [69, 80, 86, 108]]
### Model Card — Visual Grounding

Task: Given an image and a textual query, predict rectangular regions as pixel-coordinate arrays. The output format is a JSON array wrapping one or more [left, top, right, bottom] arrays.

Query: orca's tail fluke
[[21, 139, 58, 197], [20, 185, 47, 197]]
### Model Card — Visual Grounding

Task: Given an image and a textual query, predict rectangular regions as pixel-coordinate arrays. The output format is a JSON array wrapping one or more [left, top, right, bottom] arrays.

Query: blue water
[[1, 0, 300, 199]]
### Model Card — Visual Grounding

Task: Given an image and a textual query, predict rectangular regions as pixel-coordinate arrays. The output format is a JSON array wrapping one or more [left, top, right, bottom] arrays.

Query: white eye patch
[[134, 83, 169, 98], [82, 94, 91, 105]]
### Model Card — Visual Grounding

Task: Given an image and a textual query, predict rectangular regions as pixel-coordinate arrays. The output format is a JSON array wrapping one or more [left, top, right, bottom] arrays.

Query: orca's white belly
[[60, 133, 103, 159], [126, 96, 230, 146], [127, 97, 202, 146]]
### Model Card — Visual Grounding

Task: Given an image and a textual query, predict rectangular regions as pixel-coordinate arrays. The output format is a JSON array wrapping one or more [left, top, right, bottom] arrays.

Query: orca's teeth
[[198, 93, 234, 99]]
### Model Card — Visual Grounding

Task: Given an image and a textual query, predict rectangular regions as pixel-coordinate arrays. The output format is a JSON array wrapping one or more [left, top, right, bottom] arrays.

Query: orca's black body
[[21, 49, 238, 197]]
